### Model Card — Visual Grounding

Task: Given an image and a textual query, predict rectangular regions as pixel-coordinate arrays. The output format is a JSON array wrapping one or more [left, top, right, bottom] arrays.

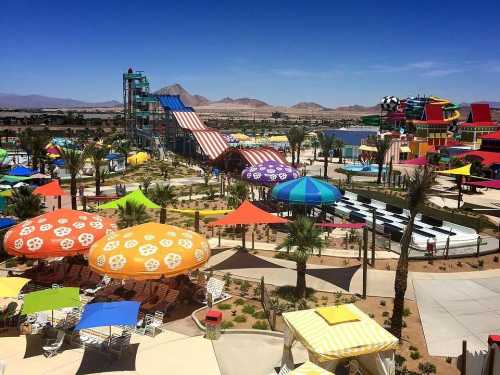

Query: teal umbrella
[[271, 176, 342, 205]]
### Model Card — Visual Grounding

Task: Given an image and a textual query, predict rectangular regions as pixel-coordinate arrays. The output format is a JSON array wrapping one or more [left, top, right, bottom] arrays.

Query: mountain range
[[0, 93, 121, 109]]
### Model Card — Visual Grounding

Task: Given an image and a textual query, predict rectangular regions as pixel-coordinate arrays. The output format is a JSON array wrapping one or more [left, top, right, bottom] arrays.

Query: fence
[[260, 277, 277, 331], [458, 340, 500, 375]]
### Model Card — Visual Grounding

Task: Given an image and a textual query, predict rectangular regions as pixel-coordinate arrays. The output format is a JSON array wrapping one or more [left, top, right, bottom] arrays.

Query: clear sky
[[2, 0, 500, 106]]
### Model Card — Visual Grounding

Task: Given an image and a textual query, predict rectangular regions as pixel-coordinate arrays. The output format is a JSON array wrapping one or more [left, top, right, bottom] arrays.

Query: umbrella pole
[[52, 310, 54, 326]]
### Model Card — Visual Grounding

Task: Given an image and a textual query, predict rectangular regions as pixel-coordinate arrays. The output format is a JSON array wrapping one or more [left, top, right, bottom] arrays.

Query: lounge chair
[[109, 331, 132, 358], [30, 312, 49, 334], [109, 280, 136, 301], [123, 281, 145, 300], [62, 265, 83, 286], [94, 279, 123, 300], [141, 284, 169, 312], [144, 311, 164, 337], [37, 263, 70, 285], [42, 330, 65, 358], [131, 282, 159, 304], [268, 365, 291, 375], [150, 289, 179, 314], [205, 277, 227, 304]]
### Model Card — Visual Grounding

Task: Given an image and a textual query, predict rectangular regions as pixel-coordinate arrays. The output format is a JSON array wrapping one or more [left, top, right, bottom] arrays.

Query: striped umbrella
[[271, 176, 342, 205]]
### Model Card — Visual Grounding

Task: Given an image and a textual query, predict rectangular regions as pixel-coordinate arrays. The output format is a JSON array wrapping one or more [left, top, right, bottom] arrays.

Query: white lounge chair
[[205, 277, 228, 304], [42, 330, 65, 358], [144, 311, 163, 337], [84, 275, 111, 296], [268, 364, 291, 375], [30, 313, 49, 334]]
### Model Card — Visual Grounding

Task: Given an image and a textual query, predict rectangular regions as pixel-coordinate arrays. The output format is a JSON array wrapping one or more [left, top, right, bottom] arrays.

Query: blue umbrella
[[8, 165, 37, 177], [271, 176, 342, 205], [75, 301, 140, 331]]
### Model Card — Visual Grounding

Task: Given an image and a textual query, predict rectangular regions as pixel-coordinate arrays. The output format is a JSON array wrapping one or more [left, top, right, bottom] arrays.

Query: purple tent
[[241, 161, 299, 186]]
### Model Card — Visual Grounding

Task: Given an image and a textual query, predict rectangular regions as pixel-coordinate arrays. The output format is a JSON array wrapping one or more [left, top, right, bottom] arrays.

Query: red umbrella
[[33, 180, 66, 208]]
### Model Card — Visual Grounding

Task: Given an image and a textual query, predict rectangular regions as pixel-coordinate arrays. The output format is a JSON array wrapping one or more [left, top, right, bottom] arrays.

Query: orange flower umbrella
[[4, 209, 117, 258], [88, 223, 210, 280]]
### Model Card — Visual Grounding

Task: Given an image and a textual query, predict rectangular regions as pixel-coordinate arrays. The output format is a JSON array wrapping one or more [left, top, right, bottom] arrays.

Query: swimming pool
[[341, 163, 386, 174]]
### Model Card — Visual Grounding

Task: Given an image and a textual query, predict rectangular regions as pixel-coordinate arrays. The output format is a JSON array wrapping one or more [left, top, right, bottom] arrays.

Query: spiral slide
[[428, 96, 460, 122]]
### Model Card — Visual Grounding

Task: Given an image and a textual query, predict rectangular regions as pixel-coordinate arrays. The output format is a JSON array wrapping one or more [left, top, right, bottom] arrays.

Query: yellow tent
[[231, 133, 250, 141], [289, 361, 334, 375], [0, 277, 30, 297], [169, 208, 233, 217], [359, 145, 377, 152], [269, 135, 289, 143], [127, 152, 150, 166], [438, 164, 471, 176], [282, 304, 398, 364]]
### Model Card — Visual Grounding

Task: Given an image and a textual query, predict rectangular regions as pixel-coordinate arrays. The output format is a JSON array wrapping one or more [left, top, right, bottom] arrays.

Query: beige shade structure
[[289, 361, 334, 375]]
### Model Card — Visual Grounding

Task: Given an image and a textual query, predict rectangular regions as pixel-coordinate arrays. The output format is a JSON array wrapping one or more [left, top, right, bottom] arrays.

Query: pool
[[341, 163, 386, 174]]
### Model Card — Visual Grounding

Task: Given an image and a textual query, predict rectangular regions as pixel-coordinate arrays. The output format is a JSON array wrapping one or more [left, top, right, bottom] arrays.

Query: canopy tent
[[0, 218, 16, 230], [231, 133, 250, 141], [315, 223, 366, 229], [269, 135, 289, 143], [4, 209, 116, 258], [464, 179, 500, 189], [289, 361, 334, 375], [438, 164, 471, 176], [97, 189, 160, 209], [402, 156, 427, 166], [75, 301, 140, 330], [8, 166, 37, 177], [127, 152, 149, 166], [0, 175, 33, 183], [272, 177, 342, 205], [282, 304, 398, 373], [89, 222, 210, 280], [242, 161, 299, 186], [21, 287, 80, 315], [0, 277, 30, 298], [33, 180, 66, 197], [208, 201, 288, 227], [105, 153, 124, 161], [169, 208, 234, 217]]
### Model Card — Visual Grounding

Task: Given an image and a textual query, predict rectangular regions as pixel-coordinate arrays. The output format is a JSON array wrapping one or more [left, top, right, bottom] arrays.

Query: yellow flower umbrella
[[0, 277, 30, 298], [88, 223, 210, 280]]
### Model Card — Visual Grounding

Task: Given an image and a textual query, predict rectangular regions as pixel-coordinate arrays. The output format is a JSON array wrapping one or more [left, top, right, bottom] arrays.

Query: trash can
[[205, 309, 222, 340]]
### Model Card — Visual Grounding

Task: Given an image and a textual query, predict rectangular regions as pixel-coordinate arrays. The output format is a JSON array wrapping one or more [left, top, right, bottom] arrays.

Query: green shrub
[[240, 280, 251, 296], [494, 256, 499, 263], [382, 311, 389, 317], [445, 357, 452, 364], [409, 345, 418, 351], [242, 304, 256, 315], [218, 303, 232, 310], [379, 300, 386, 307], [233, 315, 247, 323], [410, 351, 421, 360], [234, 298, 245, 306], [403, 308, 412, 317], [221, 320, 234, 329], [418, 361, 436, 374], [252, 320, 268, 330], [253, 310, 268, 319]]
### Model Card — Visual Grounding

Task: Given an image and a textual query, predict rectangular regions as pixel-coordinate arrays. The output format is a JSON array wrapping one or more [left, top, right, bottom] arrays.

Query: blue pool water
[[341, 163, 386, 174]]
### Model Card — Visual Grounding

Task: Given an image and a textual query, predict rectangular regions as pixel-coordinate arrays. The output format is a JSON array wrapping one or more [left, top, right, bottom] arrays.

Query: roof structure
[[457, 150, 500, 167], [212, 147, 287, 167], [157, 95, 191, 111], [322, 129, 377, 146], [460, 103, 498, 127], [208, 200, 288, 226], [464, 179, 500, 189], [403, 156, 428, 166], [191, 130, 229, 160], [172, 111, 207, 131], [481, 130, 500, 140], [414, 104, 448, 125]]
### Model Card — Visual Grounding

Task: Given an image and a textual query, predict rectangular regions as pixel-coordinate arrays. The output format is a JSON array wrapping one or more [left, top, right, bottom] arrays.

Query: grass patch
[[217, 303, 232, 310], [252, 320, 268, 330], [242, 304, 256, 315], [221, 321, 234, 329], [233, 315, 247, 323]]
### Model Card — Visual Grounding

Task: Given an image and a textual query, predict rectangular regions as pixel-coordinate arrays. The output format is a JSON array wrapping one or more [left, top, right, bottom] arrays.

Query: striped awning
[[172, 111, 207, 131], [192, 130, 229, 160], [283, 304, 398, 361], [240, 148, 287, 166], [289, 361, 334, 374]]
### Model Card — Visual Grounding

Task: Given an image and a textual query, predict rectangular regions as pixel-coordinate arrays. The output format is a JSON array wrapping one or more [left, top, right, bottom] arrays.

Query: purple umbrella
[[242, 161, 299, 186]]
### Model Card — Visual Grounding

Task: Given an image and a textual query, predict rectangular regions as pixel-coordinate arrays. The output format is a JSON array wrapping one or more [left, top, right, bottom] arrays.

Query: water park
[[0, 68, 498, 375]]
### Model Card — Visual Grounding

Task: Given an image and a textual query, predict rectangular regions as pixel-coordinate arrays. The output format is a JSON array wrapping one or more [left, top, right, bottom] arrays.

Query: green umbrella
[[0, 149, 7, 164], [21, 287, 80, 323], [0, 175, 33, 183], [97, 189, 160, 209]]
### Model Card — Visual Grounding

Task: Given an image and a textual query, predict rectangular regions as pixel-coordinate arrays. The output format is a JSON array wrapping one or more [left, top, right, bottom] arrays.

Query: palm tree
[[87, 143, 109, 196], [287, 127, 298, 167], [311, 137, 319, 161], [276, 216, 325, 298], [226, 181, 248, 208], [117, 201, 150, 228], [294, 126, 306, 166], [318, 132, 335, 179], [335, 138, 345, 164], [115, 141, 131, 170], [59, 147, 89, 210], [7, 186, 43, 219], [391, 167, 433, 339], [374, 136, 392, 184], [149, 183, 176, 223]]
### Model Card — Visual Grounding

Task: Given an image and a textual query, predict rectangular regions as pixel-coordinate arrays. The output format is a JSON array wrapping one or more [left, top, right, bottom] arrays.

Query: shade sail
[[4, 209, 116, 258], [283, 304, 398, 361], [272, 177, 342, 205], [208, 201, 288, 226], [75, 301, 140, 330], [465, 179, 500, 189], [169, 208, 234, 217], [89, 223, 210, 280], [0, 277, 30, 297], [127, 152, 149, 166], [97, 189, 160, 209], [242, 161, 299, 186], [9, 166, 37, 177], [438, 164, 471, 176], [33, 180, 66, 197], [289, 361, 334, 375], [21, 287, 80, 315], [403, 156, 427, 166]]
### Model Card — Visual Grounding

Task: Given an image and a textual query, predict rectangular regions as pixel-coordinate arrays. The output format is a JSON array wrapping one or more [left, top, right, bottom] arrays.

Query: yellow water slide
[[430, 96, 460, 122]]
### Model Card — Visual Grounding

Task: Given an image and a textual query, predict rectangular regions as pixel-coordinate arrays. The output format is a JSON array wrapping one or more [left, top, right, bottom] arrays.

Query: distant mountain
[[335, 104, 380, 112], [212, 97, 269, 107], [460, 101, 500, 109], [291, 102, 329, 110], [153, 83, 210, 107], [0, 93, 120, 109]]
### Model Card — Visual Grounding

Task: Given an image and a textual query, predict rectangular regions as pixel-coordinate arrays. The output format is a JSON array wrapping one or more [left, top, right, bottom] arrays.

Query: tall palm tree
[[334, 138, 345, 164], [226, 181, 248, 208], [7, 186, 43, 219], [149, 183, 176, 223], [276, 216, 325, 298], [117, 201, 150, 228], [294, 126, 306, 166], [374, 136, 392, 184], [287, 127, 298, 167], [390, 167, 433, 339], [311, 137, 319, 161], [318, 132, 335, 179], [87, 143, 109, 196], [59, 147, 89, 210]]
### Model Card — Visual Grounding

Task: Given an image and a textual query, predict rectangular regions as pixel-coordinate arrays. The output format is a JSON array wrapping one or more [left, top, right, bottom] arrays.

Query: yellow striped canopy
[[169, 208, 233, 217], [0, 277, 30, 297], [283, 304, 398, 361], [438, 164, 471, 176], [289, 361, 334, 374]]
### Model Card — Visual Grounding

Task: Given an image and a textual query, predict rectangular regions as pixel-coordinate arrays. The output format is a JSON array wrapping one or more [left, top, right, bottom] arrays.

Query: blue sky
[[2, 0, 500, 106]]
